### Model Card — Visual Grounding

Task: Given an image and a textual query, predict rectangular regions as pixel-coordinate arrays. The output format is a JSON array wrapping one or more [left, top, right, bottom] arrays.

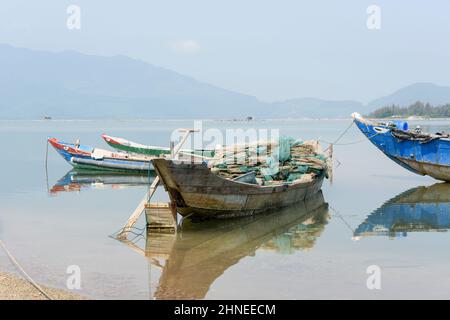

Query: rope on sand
[[0, 239, 53, 300]]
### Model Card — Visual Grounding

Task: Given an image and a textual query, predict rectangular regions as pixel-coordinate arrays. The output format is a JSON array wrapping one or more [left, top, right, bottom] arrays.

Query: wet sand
[[0, 271, 87, 300]]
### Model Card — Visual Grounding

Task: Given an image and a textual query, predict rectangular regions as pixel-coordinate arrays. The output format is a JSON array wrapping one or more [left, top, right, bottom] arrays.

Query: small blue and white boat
[[48, 137, 154, 172], [352, 112, 450, 182]]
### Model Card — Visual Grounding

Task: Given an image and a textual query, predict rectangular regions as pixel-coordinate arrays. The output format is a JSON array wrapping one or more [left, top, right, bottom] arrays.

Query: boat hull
[[398, 158, 450, 181], [152, 158, 325, 219], [48, 138, 154, 172], [353, 116, 450, 182], [102, 134, 215, 158], [102, 134, 171, 156]]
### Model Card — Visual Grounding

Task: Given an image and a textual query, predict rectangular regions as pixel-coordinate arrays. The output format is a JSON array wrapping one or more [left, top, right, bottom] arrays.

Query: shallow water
[[1, 118, 450, 299]]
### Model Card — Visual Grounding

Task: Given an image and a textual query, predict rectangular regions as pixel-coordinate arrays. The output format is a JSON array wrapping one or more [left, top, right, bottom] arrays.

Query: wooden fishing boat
[[101, 134, 215, 158], [354, 183, 450, 239], [49, 170, 154, 195], [152, 158, 326, 219], [48, 137, 154, 172], [353, 112, 450, 182]]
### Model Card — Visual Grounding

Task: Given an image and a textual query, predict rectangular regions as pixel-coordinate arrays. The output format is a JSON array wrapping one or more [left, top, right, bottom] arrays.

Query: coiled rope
[[0, 239, 53, 300]]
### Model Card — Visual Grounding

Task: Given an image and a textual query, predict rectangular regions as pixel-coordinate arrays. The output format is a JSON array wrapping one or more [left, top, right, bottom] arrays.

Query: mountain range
[[1, 44, 450, 119]]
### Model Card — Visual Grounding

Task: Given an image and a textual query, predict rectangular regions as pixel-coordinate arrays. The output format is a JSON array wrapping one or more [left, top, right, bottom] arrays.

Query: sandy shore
[[0, 271, 87, 300]]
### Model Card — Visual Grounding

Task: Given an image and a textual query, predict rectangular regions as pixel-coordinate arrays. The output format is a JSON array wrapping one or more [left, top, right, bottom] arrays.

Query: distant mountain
[[271, 98, 364, 118], [367, 83, 450, 110], [272, 83, 450, 118], [0, 44, 269, 119], [2, 44, 450, 119]]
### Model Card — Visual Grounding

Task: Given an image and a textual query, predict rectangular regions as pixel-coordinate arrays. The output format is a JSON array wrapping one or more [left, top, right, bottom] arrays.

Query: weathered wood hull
[[152, 158, 325, 218], [398, 158, 450, 181]]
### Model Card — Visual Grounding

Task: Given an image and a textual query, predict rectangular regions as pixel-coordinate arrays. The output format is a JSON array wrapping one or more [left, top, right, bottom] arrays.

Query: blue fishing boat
[[352, 113, 450, 182], [48, 138, 154, 172]]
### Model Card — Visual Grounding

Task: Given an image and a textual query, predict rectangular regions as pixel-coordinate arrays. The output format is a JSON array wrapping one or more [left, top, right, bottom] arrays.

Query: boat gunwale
[[48, 137, 155, 163], [152, 158, 325, 193], [102, 134, 170, 151], [353, 115, 450, 142], [102, 133, 215, 156]]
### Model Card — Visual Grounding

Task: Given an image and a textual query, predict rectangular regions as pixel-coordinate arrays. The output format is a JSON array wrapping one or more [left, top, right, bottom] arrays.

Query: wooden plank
[[145, 202, 177, 230]]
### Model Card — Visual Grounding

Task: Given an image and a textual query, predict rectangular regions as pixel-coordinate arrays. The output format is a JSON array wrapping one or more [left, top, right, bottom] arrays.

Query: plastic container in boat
[[390, 120, 409, 131]]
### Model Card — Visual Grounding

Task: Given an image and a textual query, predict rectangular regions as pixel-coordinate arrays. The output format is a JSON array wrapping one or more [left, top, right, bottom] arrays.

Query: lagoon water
[[1, 118, 450, 299]]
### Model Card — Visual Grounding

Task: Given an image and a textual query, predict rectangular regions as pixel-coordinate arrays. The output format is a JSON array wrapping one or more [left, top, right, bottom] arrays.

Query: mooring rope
[[0, 239, 53, 300], [330, 121, 355, 145], [328, 205, 355, 234], [45, 139, 49, 170], [322, 132, 381, 147], [45, 140, 50, 193], [321, 121, 381, 150]]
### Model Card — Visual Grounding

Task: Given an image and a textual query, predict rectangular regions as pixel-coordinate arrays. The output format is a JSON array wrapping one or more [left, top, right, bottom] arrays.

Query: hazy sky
[[1, 0, 449, 103]]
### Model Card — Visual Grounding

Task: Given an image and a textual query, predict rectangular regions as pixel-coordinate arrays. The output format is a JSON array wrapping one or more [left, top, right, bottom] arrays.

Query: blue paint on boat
[[52, 141, 93, 162], [48, 138, 153, 172], [354, 184, 450, 238], [352, 113, 450, 181]]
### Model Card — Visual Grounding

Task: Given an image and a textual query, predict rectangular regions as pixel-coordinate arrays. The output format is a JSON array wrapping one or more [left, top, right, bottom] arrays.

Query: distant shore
[[0, 271, 87, 300], [1, 117, 450, 122], [369, 116, 450, 121]]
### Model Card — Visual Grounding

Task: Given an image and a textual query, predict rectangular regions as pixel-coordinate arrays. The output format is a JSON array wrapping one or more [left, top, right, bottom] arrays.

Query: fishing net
[[208, 136, 329, 186], [391, 129, 440, 144]]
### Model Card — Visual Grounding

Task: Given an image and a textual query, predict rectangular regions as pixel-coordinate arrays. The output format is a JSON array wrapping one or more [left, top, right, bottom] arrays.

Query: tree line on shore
[[368, 101, 450, 118]]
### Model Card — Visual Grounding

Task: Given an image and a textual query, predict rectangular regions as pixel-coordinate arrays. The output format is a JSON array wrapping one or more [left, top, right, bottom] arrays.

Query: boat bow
[[352, 112, 450, 181]]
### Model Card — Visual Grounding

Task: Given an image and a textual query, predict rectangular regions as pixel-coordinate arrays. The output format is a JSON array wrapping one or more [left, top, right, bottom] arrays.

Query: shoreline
[[0, 271, 87, 300]]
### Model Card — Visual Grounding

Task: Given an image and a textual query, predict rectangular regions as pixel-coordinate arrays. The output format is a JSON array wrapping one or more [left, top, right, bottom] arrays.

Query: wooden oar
[[117, 129, 198, 239]]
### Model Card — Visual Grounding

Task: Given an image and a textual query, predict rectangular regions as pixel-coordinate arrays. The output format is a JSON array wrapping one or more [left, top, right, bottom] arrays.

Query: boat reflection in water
[[122, 191, 329, 299], [49, 170, 154, 195], [354, 183, 450, 239]]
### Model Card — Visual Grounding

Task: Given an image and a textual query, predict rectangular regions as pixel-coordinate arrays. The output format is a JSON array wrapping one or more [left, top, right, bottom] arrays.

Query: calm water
[[1, 119, 450, 299]]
